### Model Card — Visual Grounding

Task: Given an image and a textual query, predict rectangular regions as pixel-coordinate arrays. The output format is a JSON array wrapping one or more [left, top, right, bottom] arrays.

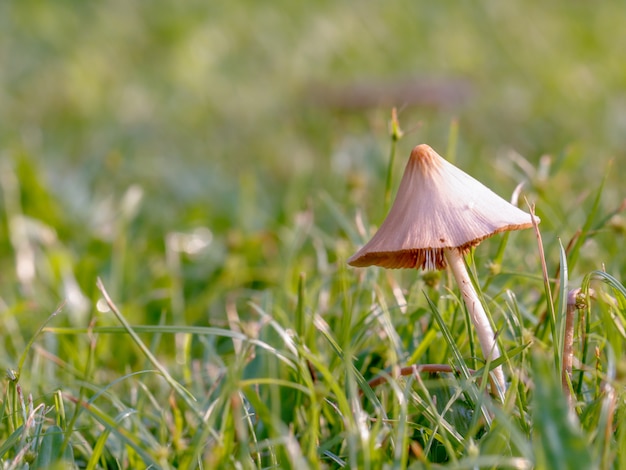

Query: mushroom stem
[[444, 249, 506, 394]]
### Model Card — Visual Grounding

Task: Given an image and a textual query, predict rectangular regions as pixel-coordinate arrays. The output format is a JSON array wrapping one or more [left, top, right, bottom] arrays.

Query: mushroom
[[348, 144, 539, 393]]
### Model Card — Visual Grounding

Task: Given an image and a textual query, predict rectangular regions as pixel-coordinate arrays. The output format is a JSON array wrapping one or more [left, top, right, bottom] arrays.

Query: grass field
[[1, 1, 626, 468]]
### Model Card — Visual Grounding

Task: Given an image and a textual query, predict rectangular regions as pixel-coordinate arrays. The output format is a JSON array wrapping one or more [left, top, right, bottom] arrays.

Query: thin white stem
[[444, 249, 506, 394]]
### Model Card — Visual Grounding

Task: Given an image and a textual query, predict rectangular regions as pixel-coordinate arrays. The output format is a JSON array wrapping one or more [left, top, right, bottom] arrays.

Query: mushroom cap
[[348, 144, 539, 270]]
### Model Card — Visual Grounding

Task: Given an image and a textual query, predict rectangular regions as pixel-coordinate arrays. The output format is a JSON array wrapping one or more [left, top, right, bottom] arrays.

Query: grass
[[2, 1, 626, 469]]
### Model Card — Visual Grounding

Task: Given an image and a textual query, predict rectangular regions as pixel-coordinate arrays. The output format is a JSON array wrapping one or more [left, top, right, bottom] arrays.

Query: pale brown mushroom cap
[[348, 144, 539, 270]]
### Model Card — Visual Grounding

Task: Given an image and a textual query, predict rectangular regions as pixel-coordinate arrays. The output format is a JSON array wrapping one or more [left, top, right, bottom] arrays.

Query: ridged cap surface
[[348, 144, 539, 270]]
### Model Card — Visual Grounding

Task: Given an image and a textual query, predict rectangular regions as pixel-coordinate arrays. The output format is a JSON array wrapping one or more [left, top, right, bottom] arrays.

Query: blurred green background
[[1, 1, 625, 342]]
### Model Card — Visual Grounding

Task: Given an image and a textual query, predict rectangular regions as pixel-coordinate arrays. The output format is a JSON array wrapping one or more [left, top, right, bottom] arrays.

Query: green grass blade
[[566, 171, 606, 273], [86, 427, 112, 470], [582, 270, 626, 302], [555, 239, 568, 379], [96, 279, 200, 417], [33, 425, 75, 469], [72, 399, 160, 467], [425, 293, 492, 426], [425, 294, 472, 381], [0, 425, 24, 459], [530, 204, 558, 357], [531, 350, 594, 470], [295, 272, 306, 338], [17, 302, 65, 377], [383, 110, 400, 213], [44, 324, 252, 338]]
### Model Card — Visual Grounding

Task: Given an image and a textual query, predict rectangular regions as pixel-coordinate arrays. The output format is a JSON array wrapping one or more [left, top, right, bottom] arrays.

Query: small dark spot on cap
[[439, 238, 445, 243]]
